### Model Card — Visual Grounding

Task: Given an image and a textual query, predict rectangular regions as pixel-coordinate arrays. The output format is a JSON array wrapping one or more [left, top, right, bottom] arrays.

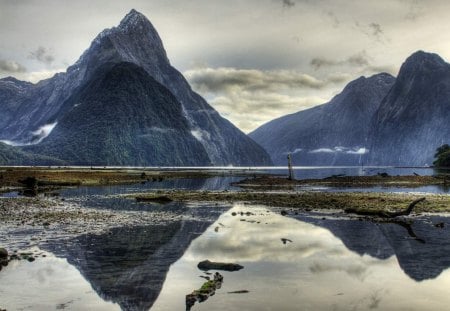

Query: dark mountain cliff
[[368, 51, 450, 166], [0, 9, 271, 166], [250, 73, 395, 165], [28, 62, 212, 166]]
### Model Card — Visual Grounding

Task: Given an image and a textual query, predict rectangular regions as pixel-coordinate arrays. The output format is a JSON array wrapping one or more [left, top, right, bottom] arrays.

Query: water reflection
[[296, 214, 450, 281], [0, 254, 120, 310], [152, 204, 450, 311], [41, 218, 219, 310], [59, 177, 243, 198]]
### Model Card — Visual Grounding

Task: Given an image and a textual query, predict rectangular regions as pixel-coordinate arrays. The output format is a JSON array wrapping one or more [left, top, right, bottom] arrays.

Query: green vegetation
[[0, 142, 64, 166], [434, 144, 450, 167]]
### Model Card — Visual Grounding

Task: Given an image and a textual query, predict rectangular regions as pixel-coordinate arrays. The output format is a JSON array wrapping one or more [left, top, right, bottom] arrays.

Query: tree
[[433, 144, 450, 167]]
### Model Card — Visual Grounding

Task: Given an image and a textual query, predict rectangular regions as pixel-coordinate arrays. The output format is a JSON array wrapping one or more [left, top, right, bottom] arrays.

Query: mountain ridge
[[0, 9, 272, 166], [250, 72, 396, 165]]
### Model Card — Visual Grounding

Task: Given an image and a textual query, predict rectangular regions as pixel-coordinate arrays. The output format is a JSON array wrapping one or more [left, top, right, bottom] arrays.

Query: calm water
[[1, 169, 450, 310]]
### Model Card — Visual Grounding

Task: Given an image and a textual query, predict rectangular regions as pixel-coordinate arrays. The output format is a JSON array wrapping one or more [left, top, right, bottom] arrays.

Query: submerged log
[[345, 197, 426, 218]]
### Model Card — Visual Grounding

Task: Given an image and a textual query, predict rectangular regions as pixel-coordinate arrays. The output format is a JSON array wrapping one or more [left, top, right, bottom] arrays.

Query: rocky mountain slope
[[0, 9, 271, 166], [368, 51, 450, 166], [250, 73, 395, 165], [28, 62, 211, 166], [251, 50, 450, 167]]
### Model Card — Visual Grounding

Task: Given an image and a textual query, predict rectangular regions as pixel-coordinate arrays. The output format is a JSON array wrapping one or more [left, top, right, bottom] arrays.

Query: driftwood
[[345, 197, 426, 218]]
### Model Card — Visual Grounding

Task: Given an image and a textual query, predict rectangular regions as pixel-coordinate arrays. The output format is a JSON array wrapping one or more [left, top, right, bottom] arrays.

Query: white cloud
[[31, 122, 58, 143], [24, 69, 64, 83], [309, 146, 369, 154]]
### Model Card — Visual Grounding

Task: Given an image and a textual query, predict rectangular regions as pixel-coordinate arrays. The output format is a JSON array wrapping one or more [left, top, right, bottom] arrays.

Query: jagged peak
[[342, 72, 395, 92], [399, 50, 449, 75], [118, 9, 149, 29], [69, 9, 168, 73], [0, 76, 33, 87], [406, 50, 444, 63], [1, 76, 24, 83]]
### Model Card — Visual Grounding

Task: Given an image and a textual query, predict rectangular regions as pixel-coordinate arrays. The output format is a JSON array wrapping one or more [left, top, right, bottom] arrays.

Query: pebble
[[0, 248, 8, 259]]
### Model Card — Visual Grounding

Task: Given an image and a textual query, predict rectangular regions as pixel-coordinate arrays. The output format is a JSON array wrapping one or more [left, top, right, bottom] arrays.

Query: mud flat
[[133, 190, 450, 213], [233, 174, 449, 189], [0, 166, 259, 189], [0, 196, 183, 250]]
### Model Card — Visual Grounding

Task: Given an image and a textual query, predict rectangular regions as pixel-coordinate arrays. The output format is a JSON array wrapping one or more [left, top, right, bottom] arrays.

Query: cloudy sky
[[1, 0, 450, 132]]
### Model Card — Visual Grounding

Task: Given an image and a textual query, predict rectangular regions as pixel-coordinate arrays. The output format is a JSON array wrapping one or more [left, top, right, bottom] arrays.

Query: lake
[[1, 167, 450, 310]]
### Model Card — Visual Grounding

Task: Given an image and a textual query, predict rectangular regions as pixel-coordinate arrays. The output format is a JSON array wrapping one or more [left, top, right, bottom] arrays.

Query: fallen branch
[[345, 197, 426, 218]]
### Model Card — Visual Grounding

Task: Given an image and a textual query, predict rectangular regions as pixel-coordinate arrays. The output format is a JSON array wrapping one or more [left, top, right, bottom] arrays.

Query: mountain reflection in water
[[2, 199, 450, 310], [40, 217, 218, 310], [297, 214, 450, 281], [152, 204, 450, 311]]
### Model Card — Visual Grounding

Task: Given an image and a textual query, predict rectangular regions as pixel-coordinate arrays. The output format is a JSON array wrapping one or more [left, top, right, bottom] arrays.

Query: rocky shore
[[0, 166, 259, 189], [0, 196, 185, 257]]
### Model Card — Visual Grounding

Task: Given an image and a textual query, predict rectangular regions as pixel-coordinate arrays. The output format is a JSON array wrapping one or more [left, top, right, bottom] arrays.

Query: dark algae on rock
[[186, 272, 224, 311]]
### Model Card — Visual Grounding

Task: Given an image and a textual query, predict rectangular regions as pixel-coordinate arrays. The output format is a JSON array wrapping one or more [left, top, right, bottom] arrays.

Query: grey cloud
[[369, 23, 383, 38], [185, 66, 334, 132], [310, 58, 337, 69], [185, 67, 337, 93], [29, 46, 55, 65], [401, 0, 425, 20], [0, 59, 26, 73], [355, 21, 387, 42], [282, 0, 295, 7], [325, 10, 340, 28], [277, 0, 319, 8], [311, 51, 370, 70]]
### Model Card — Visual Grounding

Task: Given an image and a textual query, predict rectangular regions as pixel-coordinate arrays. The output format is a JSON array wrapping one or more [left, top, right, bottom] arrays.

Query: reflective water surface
[[152, 205, 450, 311], [1, 172, 450, 310]]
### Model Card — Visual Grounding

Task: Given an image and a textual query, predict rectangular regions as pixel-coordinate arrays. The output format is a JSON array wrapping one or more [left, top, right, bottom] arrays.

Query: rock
[[135, 195, 173, 204], [198, 260, 244, 271], [228, 290, 249, 294], [281, 238, 293, 244], [435, 222, 445, 228], [0, 248, 7, 258], [186, 272, 224, 311], [281, 210, 288, 216]]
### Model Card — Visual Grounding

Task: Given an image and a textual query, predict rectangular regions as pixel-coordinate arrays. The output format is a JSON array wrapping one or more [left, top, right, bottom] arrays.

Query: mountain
[[368, 51, 450, 166], [249, 73, 395, 165], [0, 9, 272, 166], [26, 62, 211, 166]]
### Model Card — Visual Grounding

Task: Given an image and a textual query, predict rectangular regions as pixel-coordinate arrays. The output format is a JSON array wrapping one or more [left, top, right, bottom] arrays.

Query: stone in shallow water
[[197, 260, 243, 271]]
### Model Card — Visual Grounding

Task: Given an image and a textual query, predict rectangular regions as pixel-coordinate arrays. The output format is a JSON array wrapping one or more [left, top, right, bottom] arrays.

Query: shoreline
[[132, 190, 450, 213]]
